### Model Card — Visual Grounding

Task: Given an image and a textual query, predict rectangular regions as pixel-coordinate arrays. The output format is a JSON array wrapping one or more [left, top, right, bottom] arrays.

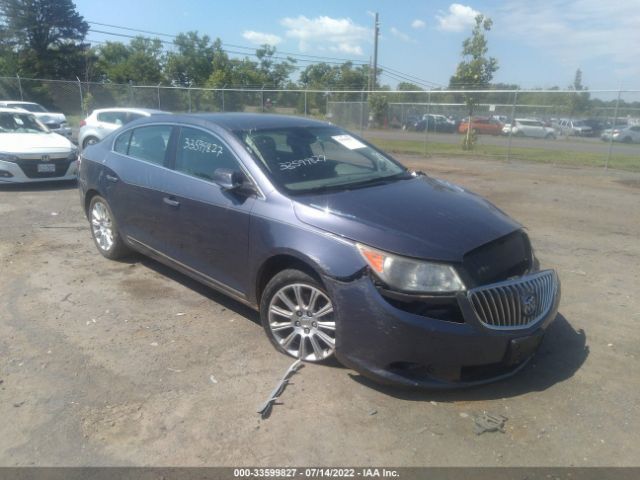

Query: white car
[[503, 118, 556, 139], [0, 108, 78, 184], [78, 108, 167, 149], [0, 100, 72, 140], [601, 125, 640, 143]]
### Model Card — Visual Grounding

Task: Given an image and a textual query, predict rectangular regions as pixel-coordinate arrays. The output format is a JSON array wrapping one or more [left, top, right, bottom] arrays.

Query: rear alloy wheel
[[89, 196, 129, 260], [261, 269, 336, 362]]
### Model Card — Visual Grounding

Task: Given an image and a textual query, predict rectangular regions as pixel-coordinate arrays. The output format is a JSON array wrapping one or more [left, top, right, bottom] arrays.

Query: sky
[[74, 0, 640, 91]]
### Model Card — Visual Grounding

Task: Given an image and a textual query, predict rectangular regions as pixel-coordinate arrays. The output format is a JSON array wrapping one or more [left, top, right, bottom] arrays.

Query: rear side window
[[128, 125, 173, 165], [97, 111, 127, 125], [114, 130, 132, 154], [175, 127, 239, 181]]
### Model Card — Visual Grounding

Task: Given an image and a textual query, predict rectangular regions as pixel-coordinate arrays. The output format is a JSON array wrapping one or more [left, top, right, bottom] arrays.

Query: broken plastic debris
[[150, 342, 158, 347], [209, 375, 218, 384], [257, 359, 303, 419], [175, 312, 186, 316], [473, 412, 508, 435]]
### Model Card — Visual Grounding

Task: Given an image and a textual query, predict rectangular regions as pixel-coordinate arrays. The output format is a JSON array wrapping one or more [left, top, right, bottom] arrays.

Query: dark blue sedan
[[78, 113, 560, 388]]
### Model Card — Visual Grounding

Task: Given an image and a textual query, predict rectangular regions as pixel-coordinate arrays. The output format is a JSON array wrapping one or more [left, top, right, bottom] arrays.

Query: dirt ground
[[1, 156, 639, 467]]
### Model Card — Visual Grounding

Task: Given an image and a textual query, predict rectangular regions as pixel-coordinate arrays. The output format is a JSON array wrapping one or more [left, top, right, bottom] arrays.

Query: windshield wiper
[[293, 171, 413, 195]]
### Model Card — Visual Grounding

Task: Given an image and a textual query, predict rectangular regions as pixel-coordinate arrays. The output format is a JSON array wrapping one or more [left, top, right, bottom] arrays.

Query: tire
[[545, 133, 556, 140], [260, 269, 336, 363], [82, 136, 99, 149], [622, 136, 632, 144], [88, 195, 130, 260]]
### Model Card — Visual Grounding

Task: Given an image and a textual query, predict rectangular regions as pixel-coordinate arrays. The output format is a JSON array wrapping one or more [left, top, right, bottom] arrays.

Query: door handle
[[163, 196, 180, 207], [105, 174, 118, 183]]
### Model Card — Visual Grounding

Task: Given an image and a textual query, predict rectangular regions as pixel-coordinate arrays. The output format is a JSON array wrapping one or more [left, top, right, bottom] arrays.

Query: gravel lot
[[1, 156, 639, 466]]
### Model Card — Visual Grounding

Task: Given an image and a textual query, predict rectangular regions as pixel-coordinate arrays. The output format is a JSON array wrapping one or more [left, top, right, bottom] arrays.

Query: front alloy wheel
[[262, 270, 336, 362]]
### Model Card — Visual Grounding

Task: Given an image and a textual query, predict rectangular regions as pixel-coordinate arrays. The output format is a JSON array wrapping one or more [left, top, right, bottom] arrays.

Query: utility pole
[[372, 12, 379, 90]]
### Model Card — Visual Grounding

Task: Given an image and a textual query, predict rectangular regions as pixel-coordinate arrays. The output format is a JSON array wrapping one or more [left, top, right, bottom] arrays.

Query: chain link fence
[[1, 75, 639, 172]]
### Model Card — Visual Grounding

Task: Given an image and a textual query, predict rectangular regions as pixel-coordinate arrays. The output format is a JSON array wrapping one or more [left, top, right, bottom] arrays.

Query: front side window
[[236, 126, 406, 194], [175, 127, 239, 181], [128, 125, 173, 165]]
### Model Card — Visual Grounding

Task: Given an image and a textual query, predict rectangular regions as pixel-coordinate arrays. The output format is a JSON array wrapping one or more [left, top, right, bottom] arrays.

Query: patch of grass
[[367, 137, 640, 172]]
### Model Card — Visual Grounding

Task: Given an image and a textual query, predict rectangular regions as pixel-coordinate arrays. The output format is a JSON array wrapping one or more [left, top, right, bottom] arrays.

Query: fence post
[[261, 85, 265, 113], [16, 74, 23, 100], [360, 88, 365, 136], [76, 76, 84, 117], [304, 90, 308, 117], [605, 89, 621, 171], [221, 85, 225, 112], [506, 90, 518, 163], [423, 91, 431, 156], [188, 85, 192, 112], [157, 83, 161, 109]]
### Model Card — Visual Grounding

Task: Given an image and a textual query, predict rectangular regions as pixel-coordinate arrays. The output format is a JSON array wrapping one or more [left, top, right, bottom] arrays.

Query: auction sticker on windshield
[[332, 134, 366, 150]]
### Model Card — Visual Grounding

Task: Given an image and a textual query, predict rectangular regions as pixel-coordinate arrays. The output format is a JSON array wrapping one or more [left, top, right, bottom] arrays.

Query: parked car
[[424, 114, 457, 133], [502, 118, 556, 139], [556, 119, 593, 137], [402, 115, 425, 132], [0, 100, 72, 140], [78, 113, 560, 388], [600, 125, 640, 143], [0, 108, 77, 183], [78, 108, 167, 149], [458, 116, 503, 135]]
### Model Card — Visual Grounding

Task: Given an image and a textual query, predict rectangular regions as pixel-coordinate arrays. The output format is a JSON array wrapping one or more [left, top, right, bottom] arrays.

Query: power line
[[86, 20, 444, 88]]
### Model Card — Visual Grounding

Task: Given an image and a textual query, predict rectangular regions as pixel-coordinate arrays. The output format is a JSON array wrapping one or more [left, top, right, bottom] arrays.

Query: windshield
[[236, 126, 406, 194], [7, 102, 47, 113], [0, 112, 48, 133]]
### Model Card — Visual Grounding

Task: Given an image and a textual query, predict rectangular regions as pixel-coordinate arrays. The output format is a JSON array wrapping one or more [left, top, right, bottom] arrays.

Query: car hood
[[0, 132, 75, 153], [292, 175, 521, 262]]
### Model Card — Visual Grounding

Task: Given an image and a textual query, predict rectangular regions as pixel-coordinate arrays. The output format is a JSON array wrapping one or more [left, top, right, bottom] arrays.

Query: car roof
[[92, 107, 167, 115], [130, 112, 332, 131], [515, 118, 541, 122]]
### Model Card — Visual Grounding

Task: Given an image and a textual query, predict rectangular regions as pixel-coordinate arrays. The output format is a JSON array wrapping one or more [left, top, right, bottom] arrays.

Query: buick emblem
[[521, 292, 537, 317], [41, 155, 50, 162]]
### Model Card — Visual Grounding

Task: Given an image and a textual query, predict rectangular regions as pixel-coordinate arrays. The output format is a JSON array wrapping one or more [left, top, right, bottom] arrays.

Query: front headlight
[[357, 243, 465, 293], [0, 152, 19, 163]]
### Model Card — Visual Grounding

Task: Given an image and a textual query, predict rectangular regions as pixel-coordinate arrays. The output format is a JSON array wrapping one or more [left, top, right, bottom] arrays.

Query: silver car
[[502, 118, 556, 139], [78, 108, 166, 149], [601, 125, 640, 143]]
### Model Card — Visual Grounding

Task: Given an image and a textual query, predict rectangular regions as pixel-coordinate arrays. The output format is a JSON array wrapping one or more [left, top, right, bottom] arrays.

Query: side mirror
[[212, 168, 244, 190]]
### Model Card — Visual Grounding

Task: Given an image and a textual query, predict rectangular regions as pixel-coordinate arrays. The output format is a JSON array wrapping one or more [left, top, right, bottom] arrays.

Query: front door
[[160, 126, 256, 296]]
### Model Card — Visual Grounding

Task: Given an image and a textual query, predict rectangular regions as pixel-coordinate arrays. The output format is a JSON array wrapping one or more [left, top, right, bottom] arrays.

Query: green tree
[[567, 68, 590, 116], [449, 14, 499, 116], [165, 32, 216, 87], [95, 37, 164, 84], [0, 0, 89, 78]]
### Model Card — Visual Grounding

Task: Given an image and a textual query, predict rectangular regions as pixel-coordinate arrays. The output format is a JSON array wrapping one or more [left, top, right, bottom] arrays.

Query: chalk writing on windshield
[[183, 137, 224, 156], [279, 155, 326, 171]]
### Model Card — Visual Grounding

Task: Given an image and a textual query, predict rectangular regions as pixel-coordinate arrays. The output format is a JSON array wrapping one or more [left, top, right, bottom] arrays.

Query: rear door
[[106, 124, 178, 252], [159, 125, 257, 295]]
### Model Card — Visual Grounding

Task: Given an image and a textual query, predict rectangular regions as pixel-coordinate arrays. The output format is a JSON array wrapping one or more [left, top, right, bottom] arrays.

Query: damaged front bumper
[[324, 270, 560, 389]]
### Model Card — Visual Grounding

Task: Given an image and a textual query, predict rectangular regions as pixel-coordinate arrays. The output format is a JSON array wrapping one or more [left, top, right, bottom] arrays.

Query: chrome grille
[[467, 270, 557, 329]]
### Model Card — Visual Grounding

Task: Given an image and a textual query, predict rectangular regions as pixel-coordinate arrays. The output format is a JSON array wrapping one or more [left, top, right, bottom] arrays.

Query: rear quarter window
[[127, 125, 173, 165], [113, 130, 132, 154]]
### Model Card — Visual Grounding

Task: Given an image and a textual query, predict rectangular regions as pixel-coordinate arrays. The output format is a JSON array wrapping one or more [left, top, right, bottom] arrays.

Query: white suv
[[78, 108, 167, 149], [503, 118, 556, 139]]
